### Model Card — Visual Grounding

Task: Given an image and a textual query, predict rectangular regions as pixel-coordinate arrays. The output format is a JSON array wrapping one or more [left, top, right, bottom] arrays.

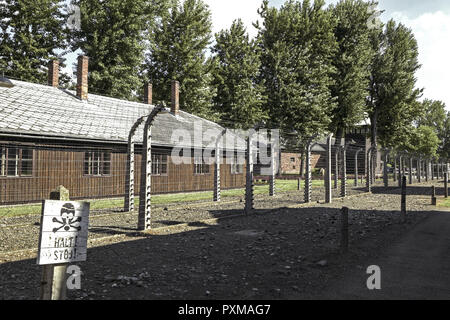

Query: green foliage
[[417, 99, 446, 129], [257, 0, 337, 144], [0, 0, 68, 83], [416, 99, 449, 158], [368, 19, 422, 148], [211, 19, 267, 129], [146, 0, 215, 119], [71, 0, 169, 100], [440, 113, 450, 159], [400, 126, 440, 158], [0, 0, 446, 161], [329, 0, 376, 139]]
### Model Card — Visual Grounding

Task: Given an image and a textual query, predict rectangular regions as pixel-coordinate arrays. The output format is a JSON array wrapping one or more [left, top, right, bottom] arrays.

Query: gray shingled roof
[[0, 79, 243, 149]]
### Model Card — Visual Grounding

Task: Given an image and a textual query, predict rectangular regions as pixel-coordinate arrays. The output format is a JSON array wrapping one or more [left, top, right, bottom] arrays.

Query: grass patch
[[0, 179, 358, 218], [438, 198, 450, 208]]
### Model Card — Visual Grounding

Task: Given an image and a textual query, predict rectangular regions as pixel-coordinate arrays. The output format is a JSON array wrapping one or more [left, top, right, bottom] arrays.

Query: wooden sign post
[[38, 186, 90, 300]]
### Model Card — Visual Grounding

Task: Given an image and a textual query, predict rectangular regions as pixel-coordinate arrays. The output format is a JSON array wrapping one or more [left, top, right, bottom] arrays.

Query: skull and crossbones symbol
[[52, 203, 82, 233]]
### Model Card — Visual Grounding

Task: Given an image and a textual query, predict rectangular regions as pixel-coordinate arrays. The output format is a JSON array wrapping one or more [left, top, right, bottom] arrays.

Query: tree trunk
[[370, 110, 379, 179]]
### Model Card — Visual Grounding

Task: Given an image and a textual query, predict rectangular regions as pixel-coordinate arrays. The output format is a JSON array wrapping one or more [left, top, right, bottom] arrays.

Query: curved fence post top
[[128, 115, 147, 140], [143, 104, 171, 128], [305, 133, 320, 147], [367, 146, 376, 155], [128, 104, 170, 140]]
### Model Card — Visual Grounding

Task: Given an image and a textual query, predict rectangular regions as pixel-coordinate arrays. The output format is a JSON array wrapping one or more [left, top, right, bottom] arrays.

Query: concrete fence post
[[431, 185, 437, 205], [436, 162, 441, 180], [366, 148, 373, 193], [445, 172, 449, 199], [304, 141, 312, 203], [402, 157, 406, 183], [393, 156, 397, 182], [269, 142, 276, 197], [431, 162, 434, 180], [437, 163, 440, 180], [383, 150, 389, 188], [371, 150, 377, 185], [401, 176, 407, 224], [124, 116, 146, 212], [398, 156, 403, 188], [340, 146, 347, 198], [138, 122, 152, 230], [409, 157, 413, 185], [334, 147, 339, 190], [355, 149, 362, 187], [138, 105, 167, 231], [213, 143, 221, 202], [325, 135, 333, 204], [437, 162, 440, 180], [214, 130, 227, 202], [417, 158, 422, 183], [124, 134, 135, 212], [245, 132, 255, 214]]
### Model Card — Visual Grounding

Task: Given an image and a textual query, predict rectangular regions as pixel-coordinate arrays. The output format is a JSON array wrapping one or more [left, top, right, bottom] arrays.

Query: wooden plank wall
[[0, 146, 246, 205]]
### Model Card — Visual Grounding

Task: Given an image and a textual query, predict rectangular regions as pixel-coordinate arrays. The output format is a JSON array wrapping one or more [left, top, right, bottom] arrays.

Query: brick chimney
[[76, 56, 89, 100], [144, 83, 152, 104], [48, 60, 59, 87], [171, 80, 179, 116]]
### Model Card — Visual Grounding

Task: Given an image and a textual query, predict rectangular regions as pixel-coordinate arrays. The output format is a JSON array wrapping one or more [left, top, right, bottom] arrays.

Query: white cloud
[[204, 0, 263, 38], [391, 11, 450, 110]]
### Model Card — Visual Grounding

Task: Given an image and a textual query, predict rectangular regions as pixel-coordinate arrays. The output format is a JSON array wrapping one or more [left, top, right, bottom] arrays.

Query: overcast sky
[[65, 0, 450, 109]]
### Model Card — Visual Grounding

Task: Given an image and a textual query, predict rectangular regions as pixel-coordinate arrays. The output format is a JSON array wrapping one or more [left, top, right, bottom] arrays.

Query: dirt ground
[[0, 178, 447, 300]]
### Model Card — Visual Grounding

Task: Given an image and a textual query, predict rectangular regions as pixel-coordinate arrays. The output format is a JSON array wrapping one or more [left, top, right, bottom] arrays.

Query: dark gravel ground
[[0, 181, 368, 254], [0, 178, 447, 300]]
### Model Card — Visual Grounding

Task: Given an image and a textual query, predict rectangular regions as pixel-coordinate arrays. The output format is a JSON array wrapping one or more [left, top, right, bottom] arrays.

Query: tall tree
[[71, 0, 169, 100], [0, 0, 68, 83], [367, 19, 422, 149], [257, 0, 337, 145], [329, 0, 376, 146], [211, 19, 267, 129], [146, 0, 215, 119]]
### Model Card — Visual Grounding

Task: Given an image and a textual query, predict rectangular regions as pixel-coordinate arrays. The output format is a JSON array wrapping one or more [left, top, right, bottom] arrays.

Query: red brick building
[[280, 152, 321, 175]]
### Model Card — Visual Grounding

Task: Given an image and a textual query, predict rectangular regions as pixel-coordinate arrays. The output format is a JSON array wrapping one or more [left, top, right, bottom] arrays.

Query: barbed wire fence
[[1, 75, 449, 231]]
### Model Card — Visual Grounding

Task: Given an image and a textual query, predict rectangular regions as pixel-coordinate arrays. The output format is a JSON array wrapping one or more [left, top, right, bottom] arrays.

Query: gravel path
[[0, 181, 369, 254], [316, 208, 450, 300], [0, 179, 446, 300]]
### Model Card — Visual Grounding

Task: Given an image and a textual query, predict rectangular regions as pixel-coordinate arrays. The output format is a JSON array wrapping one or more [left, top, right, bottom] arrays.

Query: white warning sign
[[37, 200, 90, 265]]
